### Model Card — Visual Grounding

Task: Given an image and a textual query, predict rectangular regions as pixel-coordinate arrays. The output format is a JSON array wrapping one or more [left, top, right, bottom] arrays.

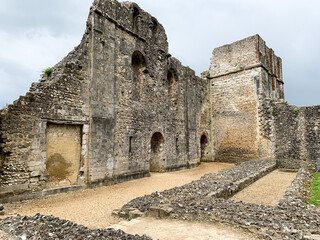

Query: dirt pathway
[[2, 163, 232, 229], [230, 169, 297, 206]]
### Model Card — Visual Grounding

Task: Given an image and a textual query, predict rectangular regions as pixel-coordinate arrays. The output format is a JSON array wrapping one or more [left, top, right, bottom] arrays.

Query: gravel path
[[230, 169, 297, 206], [2, 163, 232, 229], [110, 217, 259, 240]]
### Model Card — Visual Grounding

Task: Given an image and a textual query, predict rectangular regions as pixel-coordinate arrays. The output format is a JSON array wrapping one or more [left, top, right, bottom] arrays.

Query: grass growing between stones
[[308, 172, 320, 206]]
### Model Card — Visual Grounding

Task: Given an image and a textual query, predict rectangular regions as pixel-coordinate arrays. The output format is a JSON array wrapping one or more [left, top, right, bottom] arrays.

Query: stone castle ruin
[[0, 0, 319, 201]]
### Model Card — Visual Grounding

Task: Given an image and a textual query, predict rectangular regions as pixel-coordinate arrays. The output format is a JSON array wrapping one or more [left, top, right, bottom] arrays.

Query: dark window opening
[[132, 51, 146, 99], [176, 137, 179, 154], [200, 134, 209, 161], [129, 136, 133, 153], [132, 7, 140, 32], [132, 51, 146, 71], [150, 132, 165, 172]]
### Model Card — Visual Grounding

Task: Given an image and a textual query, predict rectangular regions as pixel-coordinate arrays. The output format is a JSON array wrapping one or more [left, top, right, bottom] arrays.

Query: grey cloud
[[0, 0, 92, 36]]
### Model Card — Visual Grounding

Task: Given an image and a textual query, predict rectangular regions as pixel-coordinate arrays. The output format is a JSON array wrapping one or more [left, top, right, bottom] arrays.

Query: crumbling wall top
[[209, 34, 283, 82], [91, 0, 168, 53]]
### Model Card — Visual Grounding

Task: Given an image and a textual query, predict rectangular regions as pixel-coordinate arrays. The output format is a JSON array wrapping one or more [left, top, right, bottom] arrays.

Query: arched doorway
[[200, 134, 209, 161], [150, 132, 165, 172]]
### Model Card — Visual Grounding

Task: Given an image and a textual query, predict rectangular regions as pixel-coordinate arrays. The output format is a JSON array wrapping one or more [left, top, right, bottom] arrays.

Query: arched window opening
[[132, 51, 146, 71], [132, 51, 146, 98], [150, 132, 165, 172], [175, 137, 179, 155], [132, 7, 140, 32], [200, 134, 209, 161]]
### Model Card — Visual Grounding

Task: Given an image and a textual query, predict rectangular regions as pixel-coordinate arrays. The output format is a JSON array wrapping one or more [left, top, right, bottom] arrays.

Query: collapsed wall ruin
[[0, 0, 319, 201]]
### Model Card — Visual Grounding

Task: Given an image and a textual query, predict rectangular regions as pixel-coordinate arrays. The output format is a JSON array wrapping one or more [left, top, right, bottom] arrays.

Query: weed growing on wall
[[44, 67, 52, 76], [41, 67, 52, 77], [293, 108, 299, 115]]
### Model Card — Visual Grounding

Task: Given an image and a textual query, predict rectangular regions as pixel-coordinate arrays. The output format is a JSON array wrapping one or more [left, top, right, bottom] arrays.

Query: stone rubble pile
[[115, 160, 320, 239], [278, 168, 313, 209], [0, 214, 151, 240]]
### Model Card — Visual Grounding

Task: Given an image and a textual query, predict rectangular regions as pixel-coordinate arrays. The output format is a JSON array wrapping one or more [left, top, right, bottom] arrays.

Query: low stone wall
[[0, 214, 151, 240], [116, 160, 320, 239], [258, 98, 320, 170], [116, 160, 275, 214], [278, 168, 313, 209]]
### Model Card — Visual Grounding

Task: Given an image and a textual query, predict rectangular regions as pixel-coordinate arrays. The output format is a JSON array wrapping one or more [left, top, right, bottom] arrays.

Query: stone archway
[[150, 132, 165, 172], [200, 134, 209, 161]]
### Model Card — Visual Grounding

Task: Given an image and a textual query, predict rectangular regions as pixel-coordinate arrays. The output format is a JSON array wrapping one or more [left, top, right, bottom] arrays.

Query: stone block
[[30, 171, 41, 177], [128, 209, 143, 219]]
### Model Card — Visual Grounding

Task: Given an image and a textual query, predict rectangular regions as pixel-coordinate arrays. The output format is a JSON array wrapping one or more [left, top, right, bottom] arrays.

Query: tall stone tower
[[208, 35, 284, 162]]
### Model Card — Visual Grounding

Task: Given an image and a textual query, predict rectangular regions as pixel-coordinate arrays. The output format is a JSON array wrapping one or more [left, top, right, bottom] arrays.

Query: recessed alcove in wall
[[132, 6, 140, 32], [45, 124, 82, 185], [200, 134, 209, 161], [132, 51, 146, 98], [167, 68, 177, 98], [150, 132, 165, 172]]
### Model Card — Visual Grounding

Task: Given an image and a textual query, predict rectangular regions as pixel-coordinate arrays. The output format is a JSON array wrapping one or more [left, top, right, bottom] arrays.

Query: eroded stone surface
[[117, 161, 319, 239], [0, 0, 318, 204]]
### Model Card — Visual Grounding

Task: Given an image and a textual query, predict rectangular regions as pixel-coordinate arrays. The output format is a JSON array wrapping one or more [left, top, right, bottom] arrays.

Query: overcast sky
[[0, 0, 319, 108]]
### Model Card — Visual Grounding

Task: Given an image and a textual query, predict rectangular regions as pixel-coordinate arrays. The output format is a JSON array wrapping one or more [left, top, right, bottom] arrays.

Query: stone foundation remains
[[116, 160, 319, 240], [0, 214, 151, 240]]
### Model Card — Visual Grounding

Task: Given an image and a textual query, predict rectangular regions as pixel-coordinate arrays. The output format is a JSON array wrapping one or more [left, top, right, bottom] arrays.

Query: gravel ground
[[110, 217, 260, 240], [231, 169, 297, 206], [2, 163, 232, 229]]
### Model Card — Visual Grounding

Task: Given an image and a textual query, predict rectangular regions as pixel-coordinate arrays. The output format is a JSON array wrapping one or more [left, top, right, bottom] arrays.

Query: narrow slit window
[[129, 136, 133, 153], [176, 137, 179, 154]]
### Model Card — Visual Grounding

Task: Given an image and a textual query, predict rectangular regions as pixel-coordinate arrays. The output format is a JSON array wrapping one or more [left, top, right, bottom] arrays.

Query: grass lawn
[[308, 172, 320, 206]]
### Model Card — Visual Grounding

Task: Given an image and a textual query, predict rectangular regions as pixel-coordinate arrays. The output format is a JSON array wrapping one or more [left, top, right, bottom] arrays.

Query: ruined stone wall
[[0, 0, 210, 198], [87, 1, 209, 184], [258, 96, 320, 169], [271, 103, 320, 169], [0, 29, 91, 196], [2, 0, 317, 201], [257, 36, 284, 100], [208, 35, 284, 162]]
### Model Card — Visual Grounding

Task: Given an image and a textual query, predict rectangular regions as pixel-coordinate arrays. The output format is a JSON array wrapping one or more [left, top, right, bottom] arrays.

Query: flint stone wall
[[0, 214, 151, 240], [117, 160, 319, 240], [258, 99, 320, 169]]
